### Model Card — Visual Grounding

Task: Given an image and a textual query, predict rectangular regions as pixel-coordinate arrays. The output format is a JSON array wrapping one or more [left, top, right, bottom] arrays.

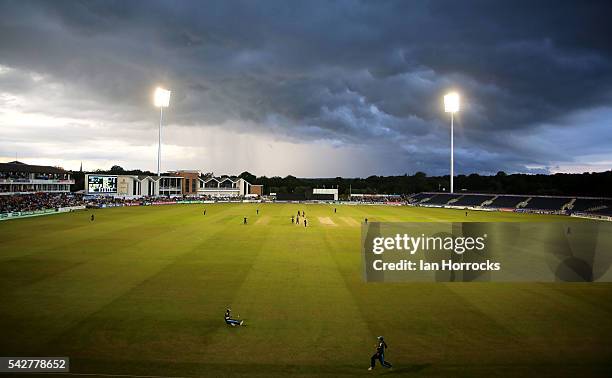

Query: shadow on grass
[[67, 358, 433, 377], [379, 363, 431, 375], [62, 358, 612, 377]]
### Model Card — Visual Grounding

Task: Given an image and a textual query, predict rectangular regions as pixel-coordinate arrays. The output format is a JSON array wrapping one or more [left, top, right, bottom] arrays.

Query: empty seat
[[409, 193, 434, 202], [592, 206, 612, 216], [484, 195, 529, 208], [571, 198, 610, 212], [523, 197, 570, 211], [422, 194, 461, 205], [452, 195, 494, 206]]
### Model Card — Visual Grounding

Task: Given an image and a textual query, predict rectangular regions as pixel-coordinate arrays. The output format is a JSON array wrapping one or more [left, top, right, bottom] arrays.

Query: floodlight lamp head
[[444, 92, 460, 113], [154, 87, 171, 107]]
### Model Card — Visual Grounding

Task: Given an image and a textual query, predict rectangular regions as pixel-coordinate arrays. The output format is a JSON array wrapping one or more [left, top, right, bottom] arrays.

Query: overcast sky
[[1, 0, 611, 177]]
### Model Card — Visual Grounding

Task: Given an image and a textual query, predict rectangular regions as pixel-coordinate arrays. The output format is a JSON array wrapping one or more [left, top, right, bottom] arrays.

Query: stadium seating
[[421, 193, 461, 205], [452, 194, 495, 207], [484, 195, 529, 209], [410, 192, 612, 216], [409, 192, 434, 203], [523, 197, 571, 211], [592, 207, 612, 216], [0, 193, 83, 213], [571, 198, 611, 212], [579, 199, 612, 215]]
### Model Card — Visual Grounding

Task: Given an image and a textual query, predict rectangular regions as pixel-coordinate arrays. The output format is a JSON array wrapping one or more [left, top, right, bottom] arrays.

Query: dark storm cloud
[[1, 0, 611, 175]]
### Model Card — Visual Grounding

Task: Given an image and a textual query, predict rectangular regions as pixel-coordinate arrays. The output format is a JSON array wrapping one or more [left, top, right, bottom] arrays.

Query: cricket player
[[369, 336, 392, 370], [224, 308, 243, 327]]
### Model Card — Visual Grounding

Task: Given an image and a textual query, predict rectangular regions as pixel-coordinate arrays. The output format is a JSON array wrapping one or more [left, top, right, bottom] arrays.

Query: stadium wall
[[0, 205, 86, 221]]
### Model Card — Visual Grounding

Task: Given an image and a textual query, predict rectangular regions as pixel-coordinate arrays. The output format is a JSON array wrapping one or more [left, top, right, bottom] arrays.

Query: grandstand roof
[[203, 176, 241, 183], [0, 161, 66, 174]]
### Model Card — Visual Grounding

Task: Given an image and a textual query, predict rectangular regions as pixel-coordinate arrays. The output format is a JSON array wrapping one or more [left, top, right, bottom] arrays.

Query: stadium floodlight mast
[[443, 92, 460, 193], [154, 87, 171, 177]]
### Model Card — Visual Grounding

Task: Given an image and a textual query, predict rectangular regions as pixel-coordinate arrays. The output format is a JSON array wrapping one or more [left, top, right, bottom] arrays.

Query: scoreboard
[[86, 175, 117, 194]]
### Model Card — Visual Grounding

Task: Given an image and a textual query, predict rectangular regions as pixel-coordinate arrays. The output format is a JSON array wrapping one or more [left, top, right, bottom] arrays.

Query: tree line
[[72, 166, 612, 198], [239, 170, 612, 198]]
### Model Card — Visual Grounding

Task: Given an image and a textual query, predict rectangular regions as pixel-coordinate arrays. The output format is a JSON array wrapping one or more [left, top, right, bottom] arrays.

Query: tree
[[238, 171, 257, 183], [110, 165, 124, 173]]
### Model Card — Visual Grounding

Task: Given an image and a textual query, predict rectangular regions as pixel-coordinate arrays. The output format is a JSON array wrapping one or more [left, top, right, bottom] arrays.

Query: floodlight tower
[[443, 92, 460, 193], [154, 87, 171, 177]]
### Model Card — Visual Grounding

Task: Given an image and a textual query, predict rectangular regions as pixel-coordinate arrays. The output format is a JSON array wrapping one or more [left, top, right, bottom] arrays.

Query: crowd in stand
[[0, 193, 84, 213], [0, 193, 257, 213], [2, 192, 610, 218], [349, 194, 411, 203], [81, 195, 240, 208]]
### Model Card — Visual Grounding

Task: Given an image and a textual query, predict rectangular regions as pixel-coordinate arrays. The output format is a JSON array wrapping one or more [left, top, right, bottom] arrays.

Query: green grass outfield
[[1, 203, 611, 377]]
